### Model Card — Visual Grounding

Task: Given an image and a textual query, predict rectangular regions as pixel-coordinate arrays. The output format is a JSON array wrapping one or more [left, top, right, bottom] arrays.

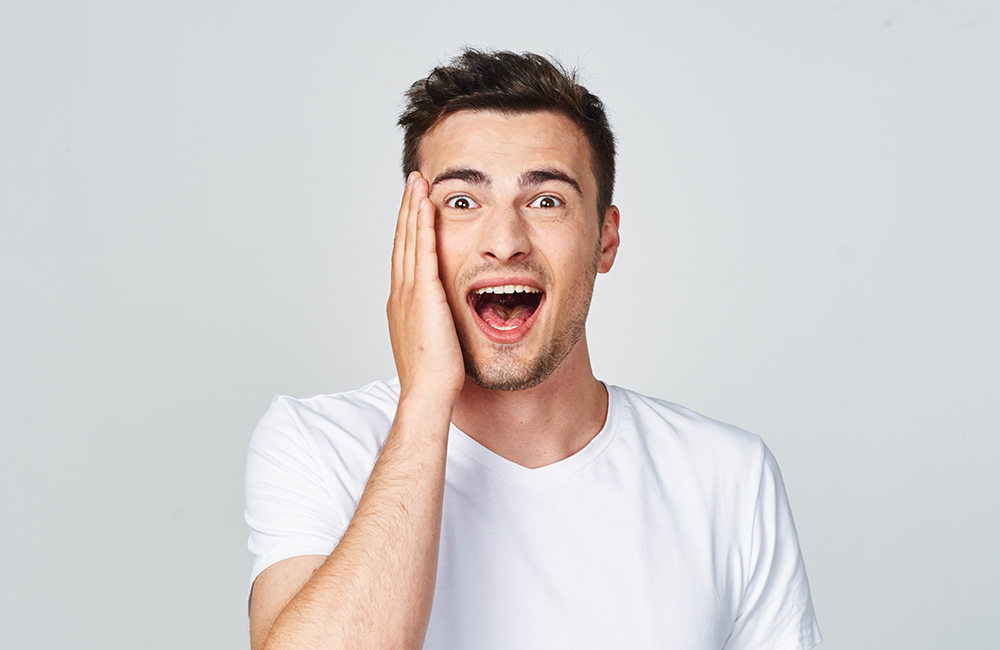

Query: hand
[[387, 172, 466, 405]]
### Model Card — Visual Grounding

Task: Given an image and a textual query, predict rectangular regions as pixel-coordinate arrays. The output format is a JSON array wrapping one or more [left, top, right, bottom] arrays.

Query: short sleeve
[[244, 396, 347, 590], [723, 445, 823, 650]]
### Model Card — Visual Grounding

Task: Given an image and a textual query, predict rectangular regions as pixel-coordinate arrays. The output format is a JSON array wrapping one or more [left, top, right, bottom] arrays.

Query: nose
[[478, 205, 531, 263]]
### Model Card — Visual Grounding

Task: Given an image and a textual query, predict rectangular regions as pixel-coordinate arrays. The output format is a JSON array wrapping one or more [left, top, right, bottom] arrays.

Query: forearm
[[262, 395, 452, 650]]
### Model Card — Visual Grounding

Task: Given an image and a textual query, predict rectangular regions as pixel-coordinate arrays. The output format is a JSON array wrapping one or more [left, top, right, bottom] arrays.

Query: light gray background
[[2, 1, 997, 648]]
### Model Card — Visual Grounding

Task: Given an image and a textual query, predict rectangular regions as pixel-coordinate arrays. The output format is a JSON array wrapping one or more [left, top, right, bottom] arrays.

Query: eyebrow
[[430, 167, 583, 198], [519, 169, 582, 197], [431, 168, 491, 190]]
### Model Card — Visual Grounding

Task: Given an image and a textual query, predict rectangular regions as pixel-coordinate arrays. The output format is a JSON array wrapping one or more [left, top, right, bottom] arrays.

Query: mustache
[[455, 260, 554, 290]]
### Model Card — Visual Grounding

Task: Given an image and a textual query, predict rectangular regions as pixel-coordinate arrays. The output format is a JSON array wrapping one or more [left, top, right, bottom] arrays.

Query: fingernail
[[418, 199, 426, 210], [408, 171, 417, 185]]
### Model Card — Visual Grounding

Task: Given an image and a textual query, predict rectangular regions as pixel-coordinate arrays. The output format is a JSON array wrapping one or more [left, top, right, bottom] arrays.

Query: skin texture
[[248, 109, 620, 649]]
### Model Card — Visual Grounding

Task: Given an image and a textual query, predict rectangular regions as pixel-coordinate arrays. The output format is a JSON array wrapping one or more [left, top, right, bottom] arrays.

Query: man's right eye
[[445, 195, 480, 210]]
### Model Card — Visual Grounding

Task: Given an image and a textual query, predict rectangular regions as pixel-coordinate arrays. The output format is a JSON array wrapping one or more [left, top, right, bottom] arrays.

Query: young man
[[245, 50, 822, 650]]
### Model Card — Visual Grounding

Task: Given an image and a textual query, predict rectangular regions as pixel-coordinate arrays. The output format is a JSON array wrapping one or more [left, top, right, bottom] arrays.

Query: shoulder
[[607, 384, 771, 509], [611, 384, 766, 465], [249, 378, 401, 468], [258, 378, 401, 427]]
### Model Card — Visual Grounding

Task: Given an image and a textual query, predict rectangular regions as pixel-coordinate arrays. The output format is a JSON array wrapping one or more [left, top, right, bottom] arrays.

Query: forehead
[[418, 110, 594, 188]]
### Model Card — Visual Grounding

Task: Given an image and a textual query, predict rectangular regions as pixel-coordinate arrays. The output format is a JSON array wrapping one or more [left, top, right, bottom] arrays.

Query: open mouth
[[470, 284, 543, 332]]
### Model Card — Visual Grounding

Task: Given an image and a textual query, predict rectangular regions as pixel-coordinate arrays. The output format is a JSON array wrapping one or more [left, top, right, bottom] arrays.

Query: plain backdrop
[[1, 1, 997, 648]]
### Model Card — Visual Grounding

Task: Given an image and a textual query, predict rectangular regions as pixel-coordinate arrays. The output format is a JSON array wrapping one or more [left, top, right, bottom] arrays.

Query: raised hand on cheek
[[387, 171, 466, 404]]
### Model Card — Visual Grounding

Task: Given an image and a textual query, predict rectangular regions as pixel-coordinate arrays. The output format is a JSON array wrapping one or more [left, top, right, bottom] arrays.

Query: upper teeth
[[475, 284, 541, 295]]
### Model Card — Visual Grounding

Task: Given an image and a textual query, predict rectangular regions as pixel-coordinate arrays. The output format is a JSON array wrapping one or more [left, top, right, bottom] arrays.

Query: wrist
[[393, 389, 459, 442]]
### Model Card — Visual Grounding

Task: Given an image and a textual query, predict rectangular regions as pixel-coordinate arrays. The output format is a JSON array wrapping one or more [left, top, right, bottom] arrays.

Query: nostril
[[484, 250, 527, 262]]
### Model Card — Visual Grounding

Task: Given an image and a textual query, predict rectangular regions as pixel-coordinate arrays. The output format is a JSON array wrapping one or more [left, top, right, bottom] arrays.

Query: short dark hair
[[398, 49, 616, 220]]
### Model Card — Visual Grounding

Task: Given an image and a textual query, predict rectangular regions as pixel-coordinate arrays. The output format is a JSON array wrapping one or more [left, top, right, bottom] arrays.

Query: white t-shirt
[[245, 379, 822, 650]]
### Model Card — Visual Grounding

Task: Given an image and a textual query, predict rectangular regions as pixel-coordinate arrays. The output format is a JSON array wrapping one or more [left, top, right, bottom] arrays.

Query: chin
[[464, 355, 552, 392], [460, 327, 583, 392]]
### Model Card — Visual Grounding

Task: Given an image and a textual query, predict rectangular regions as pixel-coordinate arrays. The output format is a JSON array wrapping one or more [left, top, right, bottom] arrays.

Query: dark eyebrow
[[430, 168, 491, 190], [520, 169, 582, 197]]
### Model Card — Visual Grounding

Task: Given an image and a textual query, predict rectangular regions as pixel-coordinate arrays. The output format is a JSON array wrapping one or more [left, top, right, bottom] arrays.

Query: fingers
[[414, 192, 438, 284], [401, 174, 425, 294], [391, 172, 416, 291], [391, 172, 430, 296]]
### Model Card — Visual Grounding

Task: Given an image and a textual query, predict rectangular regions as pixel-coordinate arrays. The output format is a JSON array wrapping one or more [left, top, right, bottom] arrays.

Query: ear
[[598, 205, 620, 274]]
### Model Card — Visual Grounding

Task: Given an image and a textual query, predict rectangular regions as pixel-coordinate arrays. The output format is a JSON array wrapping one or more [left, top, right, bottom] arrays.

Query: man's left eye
[[528, 195, 563, 209]]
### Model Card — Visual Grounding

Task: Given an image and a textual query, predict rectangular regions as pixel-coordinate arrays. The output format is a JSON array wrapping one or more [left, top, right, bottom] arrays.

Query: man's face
[[419, 110, 619, 390]]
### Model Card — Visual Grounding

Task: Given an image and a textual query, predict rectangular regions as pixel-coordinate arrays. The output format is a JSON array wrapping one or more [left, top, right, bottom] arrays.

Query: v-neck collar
[[447, 383, 622, 488]]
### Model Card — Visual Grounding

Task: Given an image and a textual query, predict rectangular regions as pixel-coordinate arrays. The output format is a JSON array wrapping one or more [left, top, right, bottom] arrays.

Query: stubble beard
[[458, 242, 602, 392]]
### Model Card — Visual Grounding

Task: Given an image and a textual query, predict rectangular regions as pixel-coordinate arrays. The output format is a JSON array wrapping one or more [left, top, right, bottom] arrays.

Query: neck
[[450, 332, 609, 469]]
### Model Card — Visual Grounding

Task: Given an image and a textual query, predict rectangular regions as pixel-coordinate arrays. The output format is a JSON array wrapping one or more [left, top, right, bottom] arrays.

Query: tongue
[[479, 303, 532, 331]]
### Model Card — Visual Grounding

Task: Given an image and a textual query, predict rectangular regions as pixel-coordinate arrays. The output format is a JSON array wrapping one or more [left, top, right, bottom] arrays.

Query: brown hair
[[398, 49, 616, 220]]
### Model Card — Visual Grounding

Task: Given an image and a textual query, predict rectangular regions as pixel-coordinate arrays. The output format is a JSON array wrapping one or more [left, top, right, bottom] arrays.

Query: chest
[[425, 463, 746, 649]]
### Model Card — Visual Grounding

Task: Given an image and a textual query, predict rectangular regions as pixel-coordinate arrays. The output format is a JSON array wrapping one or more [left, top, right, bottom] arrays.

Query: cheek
[[434, 225, 468, 288], [544, 230, 598, 271]]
